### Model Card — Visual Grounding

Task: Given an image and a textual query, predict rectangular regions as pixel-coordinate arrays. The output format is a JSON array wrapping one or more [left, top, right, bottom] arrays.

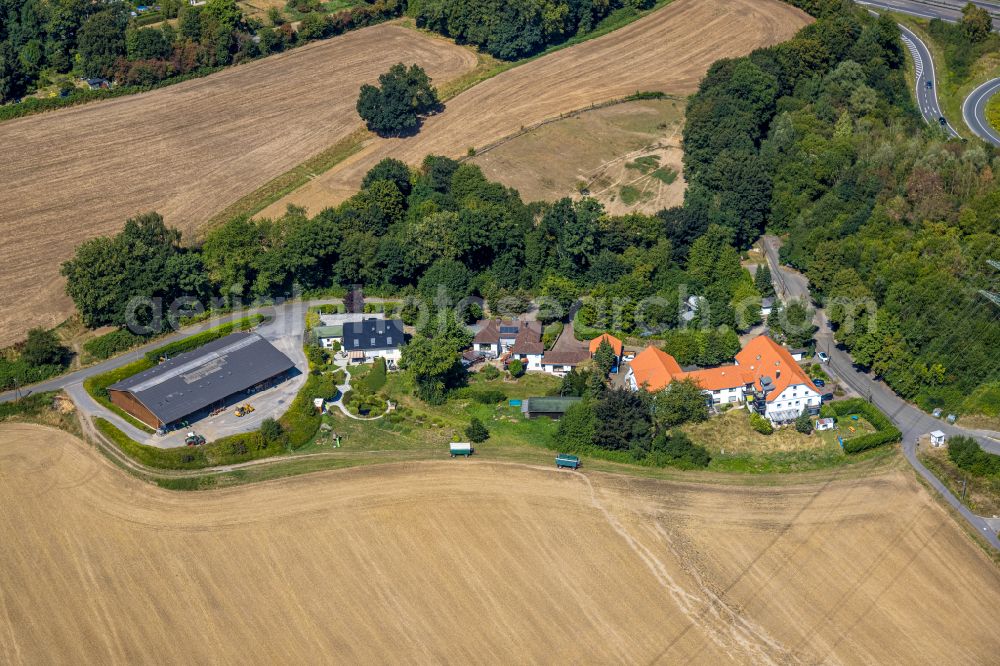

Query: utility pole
[[962, 475, 968, 502]]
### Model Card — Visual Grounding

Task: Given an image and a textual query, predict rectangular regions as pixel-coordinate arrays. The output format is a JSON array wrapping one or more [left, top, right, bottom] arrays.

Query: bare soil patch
[[261, 0, 810, 219], [471, 98, 686, 212], [0, 24, 476, 346], [1, 422, 998, 664]]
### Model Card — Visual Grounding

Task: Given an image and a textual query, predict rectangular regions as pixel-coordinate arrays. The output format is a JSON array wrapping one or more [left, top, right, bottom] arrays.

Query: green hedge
[[83, 328, 151, 360], [0, 357, 64, 392], [362, 357, 387, 392], [0, 392, 57, 421], [826, 398, 901, 454], [145, 315, 264, 362]]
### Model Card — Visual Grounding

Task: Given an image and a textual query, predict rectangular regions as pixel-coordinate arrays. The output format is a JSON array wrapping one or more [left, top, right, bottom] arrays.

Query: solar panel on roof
[[500, 326, 519, 334]]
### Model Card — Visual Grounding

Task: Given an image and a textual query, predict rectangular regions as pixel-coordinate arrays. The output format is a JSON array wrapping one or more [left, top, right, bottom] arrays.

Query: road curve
[[963, 78, 1000, 145], [761, 236, 1000, 551], [896, 23, 961, 136], [859, 5, 961, 135], [857, 0, 1000, 30]]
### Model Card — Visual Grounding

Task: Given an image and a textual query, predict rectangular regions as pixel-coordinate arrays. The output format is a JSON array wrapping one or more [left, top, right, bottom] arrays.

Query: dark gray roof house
[[342, 318, 404, 351], [108, 332, 295, 429]]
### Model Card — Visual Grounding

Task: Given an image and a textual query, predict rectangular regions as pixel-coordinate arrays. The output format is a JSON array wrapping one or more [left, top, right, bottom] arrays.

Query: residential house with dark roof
[[472, 319, 542, 360], [540, 349, 590, 376], [342, 318, 404, 365]]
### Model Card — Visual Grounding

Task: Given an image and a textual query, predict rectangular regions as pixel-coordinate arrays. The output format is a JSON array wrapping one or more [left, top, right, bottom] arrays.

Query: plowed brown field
[[1, 423, 998, 664], [0, 25, 476, 346], [260, 0, 810, 219]]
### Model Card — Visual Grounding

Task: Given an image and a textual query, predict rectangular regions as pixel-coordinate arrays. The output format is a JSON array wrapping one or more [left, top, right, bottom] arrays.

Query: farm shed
[[108, 332, 295, 429], [930, 430, 947, 447], [522, 396, 582, 419]]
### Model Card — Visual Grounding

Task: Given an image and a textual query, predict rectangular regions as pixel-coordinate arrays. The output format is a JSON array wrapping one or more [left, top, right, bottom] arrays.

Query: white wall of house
[[352, 348, 402, 364], [705, 386, 744, 405], [514, 353, 543, 370], [542, 364, 575, 376], [764, 384, 820, 420], [476, 342, 500, 356], [625, 368, 639, 391]]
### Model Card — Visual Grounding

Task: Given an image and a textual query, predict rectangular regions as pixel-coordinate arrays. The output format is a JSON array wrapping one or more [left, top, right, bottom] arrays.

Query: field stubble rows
[[0, 25, 476, 346], [0, 422, 998, 663]]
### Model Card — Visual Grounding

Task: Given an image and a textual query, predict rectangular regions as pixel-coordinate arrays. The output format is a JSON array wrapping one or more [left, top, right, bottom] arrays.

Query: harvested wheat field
[[261, 0, 810, 219], [471, 98, 687, 213], [1, 423, 998, 664], [0, 25, 476, 346]]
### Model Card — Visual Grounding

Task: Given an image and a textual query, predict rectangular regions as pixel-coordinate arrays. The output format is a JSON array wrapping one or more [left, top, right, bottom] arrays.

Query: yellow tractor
[[234, 403, 255, 417]]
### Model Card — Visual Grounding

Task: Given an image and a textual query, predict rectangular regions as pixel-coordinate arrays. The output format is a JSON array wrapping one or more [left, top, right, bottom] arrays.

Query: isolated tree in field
[[357, 63, 439, 136], [754, 262, 775, 297], [465, 417, 490, 443], [961, 2, 991, 42], [21, 328, 68, 367], [794, 407, 813, 434], [593, 339, 616, 376]]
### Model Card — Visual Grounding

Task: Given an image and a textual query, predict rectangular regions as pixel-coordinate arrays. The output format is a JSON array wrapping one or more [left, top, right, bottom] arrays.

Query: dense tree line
[[408, 0, 655, 60], [0, 0, 405, 103], [682, 0, 1000, 414], [555, 369, 710, 468]]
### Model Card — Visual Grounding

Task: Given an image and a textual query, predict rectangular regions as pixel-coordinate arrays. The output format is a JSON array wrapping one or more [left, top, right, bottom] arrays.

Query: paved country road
[[858, 0, 1000, 29], [0, 298, 314, 405], [963, 77, 1000, 146], [859, 5, 962, 135], [763, 236, 1000, 551], [896, 23, 962, 136]]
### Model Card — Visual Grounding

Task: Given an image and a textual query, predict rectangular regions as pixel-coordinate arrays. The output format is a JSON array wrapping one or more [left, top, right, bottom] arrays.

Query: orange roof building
[[626, 346, 684, 392], [735, 335, 819, 399], [589, 333, 624, 358], [625, 335, 823, 423]]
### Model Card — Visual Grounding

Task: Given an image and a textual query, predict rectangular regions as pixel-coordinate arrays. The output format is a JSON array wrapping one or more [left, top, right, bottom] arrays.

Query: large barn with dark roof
[[108, 332, 295, 429]]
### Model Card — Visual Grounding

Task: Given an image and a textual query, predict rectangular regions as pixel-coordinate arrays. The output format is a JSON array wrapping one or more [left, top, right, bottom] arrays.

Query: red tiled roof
[[629, 346, 683, 392], [589, 333, 624, 356], [628, 336, 817, 400], [735, 335, 818, 401]]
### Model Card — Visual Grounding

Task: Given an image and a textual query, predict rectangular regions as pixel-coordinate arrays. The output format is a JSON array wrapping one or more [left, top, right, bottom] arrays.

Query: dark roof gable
[[109, 332, 295, 425], [342, 318, 404, 351]]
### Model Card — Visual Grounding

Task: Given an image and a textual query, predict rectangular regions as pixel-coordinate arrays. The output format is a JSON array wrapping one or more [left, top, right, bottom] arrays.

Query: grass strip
[[206, 0, 676, 226]]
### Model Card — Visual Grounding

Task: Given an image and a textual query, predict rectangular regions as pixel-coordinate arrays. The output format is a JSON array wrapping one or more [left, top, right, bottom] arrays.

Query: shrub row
[[83, 328, 151, 360], [362, 357, 387, 393], [0, 358, 64, 392], [144, 315, 264, 362], [0, 392, 57, 421], [824, 398, 901, 454]]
